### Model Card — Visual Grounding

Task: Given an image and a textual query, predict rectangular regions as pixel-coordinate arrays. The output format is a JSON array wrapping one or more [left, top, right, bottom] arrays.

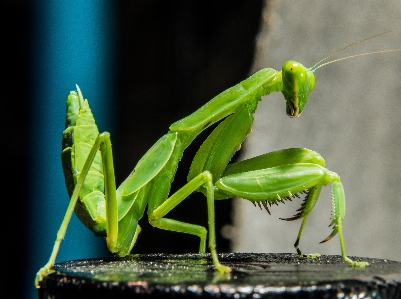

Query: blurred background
[[232, 0, 401, 264], [1, 1, 400, 299]]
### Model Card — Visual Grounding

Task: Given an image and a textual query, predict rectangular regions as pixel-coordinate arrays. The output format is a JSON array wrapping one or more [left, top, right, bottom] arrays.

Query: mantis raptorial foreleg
[[188, 103, 364, 267], [36, 32, 400, 287]]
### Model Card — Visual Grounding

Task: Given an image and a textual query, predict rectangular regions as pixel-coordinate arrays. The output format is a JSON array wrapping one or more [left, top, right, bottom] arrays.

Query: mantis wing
[[189, 108, 254, 181], [119, 132, 177, 194]]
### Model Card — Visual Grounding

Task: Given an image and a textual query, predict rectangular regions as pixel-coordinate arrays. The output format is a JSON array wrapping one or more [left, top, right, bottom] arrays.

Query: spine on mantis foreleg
[[320, 180, 346, 243], [61, 91, 107, 236]]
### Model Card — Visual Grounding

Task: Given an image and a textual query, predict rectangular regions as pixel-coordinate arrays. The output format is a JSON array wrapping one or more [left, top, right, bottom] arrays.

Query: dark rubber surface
[[38, 253, 401, 298]]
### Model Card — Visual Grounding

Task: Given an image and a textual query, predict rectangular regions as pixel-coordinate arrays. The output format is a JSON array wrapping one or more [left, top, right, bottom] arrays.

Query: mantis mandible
[[35, 32, 400, 287]]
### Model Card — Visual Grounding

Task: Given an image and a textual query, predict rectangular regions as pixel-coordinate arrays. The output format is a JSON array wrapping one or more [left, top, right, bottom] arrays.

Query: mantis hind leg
[[148, 171, 231, 273], [36, 132, 119, 287]]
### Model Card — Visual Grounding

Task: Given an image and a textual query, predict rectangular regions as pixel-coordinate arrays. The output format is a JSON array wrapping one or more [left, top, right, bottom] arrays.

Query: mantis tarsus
[[35, 32, 400, 287]]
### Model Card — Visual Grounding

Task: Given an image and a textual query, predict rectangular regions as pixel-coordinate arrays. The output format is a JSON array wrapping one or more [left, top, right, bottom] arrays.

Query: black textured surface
[[38, 253, 401, 298]]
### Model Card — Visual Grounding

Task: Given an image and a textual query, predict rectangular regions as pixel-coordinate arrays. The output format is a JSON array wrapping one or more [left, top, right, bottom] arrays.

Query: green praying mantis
[[35, 32, 400, 287]]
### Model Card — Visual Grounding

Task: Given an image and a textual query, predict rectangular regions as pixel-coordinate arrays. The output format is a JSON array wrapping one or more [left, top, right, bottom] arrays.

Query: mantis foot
[[300, 253, 322, 259], [215, 264, 232, 273], [296, 246, 321, 259], [35, 264, 55, 288], [344, 257, 369, 268]]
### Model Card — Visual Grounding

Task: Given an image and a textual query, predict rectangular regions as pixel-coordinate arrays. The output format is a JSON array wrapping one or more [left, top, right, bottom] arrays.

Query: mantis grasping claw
[[36, 32, 400, 287]]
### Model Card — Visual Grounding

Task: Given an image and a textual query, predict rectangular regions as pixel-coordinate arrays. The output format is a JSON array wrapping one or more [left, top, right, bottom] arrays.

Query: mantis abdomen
[[61, 91, 107, 236]]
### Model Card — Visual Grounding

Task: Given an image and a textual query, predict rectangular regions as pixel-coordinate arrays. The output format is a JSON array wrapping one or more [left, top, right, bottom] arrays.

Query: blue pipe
[[29, 2, 115, 298]]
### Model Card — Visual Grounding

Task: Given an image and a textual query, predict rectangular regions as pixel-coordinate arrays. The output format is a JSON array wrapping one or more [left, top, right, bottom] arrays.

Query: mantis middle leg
[[148, 170, 231, 273]]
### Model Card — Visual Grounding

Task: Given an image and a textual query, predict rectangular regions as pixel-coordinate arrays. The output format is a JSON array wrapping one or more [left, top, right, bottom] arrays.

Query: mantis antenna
[[310, 31, 401, 72]]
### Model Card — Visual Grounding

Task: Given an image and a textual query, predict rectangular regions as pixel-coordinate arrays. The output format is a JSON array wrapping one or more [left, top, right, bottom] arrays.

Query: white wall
[[230, 0, 401, 262]]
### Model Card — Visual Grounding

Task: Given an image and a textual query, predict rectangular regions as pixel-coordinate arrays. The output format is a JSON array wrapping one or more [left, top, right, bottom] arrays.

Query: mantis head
[[281, 60, 315, 118], [281, 31, 400, 118]]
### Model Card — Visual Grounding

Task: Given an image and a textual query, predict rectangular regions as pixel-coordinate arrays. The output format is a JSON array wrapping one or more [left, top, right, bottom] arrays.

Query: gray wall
[[230, 0, 401, 262]]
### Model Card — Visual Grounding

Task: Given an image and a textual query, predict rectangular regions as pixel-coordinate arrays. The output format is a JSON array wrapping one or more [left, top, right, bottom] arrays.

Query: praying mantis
[[35, 32, 400, 287]]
